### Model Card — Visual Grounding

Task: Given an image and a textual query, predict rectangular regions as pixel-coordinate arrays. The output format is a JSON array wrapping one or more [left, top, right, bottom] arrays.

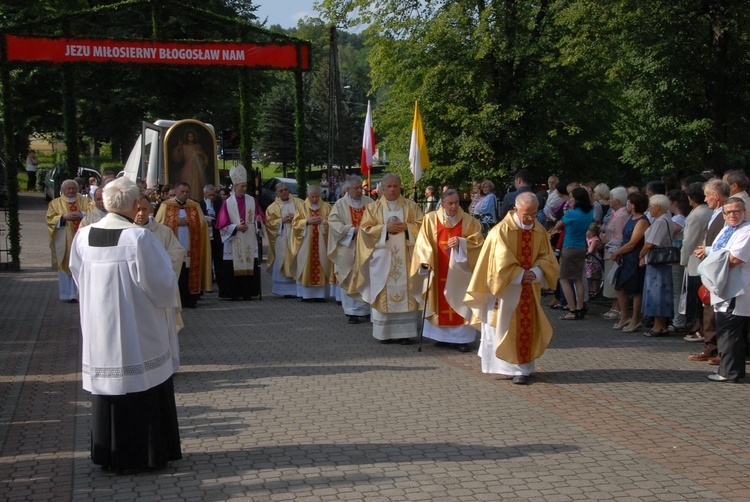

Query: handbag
[[646, 219, 680, 265], [698, 285, 711, 306]]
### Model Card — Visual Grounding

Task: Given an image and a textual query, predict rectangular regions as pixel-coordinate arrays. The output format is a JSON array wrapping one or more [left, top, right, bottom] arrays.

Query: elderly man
[[215, 165, 263, 301], [689, 180, 730, 364], [350, 173, 424, 343], [411, 189, 484, 351], [697, 197, 750, 382], [328, 175, 375, 323], [155, 181, 212, 308], [80, 186, 107, 227], [722, 170, 750, 217], [69, 177, 181, 471], [266, 182, 304, 297], [46, 179, 91, 302], [465, 192, 560, 384], [291, 185, 332, 301], [136, 192, 185, 340]]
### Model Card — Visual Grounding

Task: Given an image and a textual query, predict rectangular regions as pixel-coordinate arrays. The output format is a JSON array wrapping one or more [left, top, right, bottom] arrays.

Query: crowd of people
[[45, 163, 750, 473]]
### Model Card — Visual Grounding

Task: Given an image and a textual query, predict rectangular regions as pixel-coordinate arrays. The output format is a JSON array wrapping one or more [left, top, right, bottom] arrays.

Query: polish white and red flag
[[360, 101, 376, 176]]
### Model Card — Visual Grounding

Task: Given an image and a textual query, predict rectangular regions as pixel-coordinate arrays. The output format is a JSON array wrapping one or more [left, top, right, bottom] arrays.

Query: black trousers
[[178, 263, 199, 308], [91, 377, 181, 470], [716, 309, 749, 381], [26, 170, 36, 191]]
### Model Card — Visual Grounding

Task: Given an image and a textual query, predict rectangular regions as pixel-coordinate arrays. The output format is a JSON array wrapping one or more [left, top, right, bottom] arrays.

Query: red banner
[[5, 35, 310, 70]]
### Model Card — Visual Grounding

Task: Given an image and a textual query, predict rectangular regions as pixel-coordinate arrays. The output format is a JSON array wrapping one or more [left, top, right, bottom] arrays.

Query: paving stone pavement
[[1, 193, 749, 501]]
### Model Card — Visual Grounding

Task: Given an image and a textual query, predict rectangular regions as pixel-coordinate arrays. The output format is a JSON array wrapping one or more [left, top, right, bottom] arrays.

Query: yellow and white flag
[[408, 100, 429, 183]]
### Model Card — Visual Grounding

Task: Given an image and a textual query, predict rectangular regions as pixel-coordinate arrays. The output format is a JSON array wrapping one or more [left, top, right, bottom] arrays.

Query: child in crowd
[[585, 221, 603, 296]]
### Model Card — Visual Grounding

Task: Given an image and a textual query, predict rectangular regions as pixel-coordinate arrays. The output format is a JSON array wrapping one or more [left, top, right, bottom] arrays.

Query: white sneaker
[[683, 333, 703, 342]]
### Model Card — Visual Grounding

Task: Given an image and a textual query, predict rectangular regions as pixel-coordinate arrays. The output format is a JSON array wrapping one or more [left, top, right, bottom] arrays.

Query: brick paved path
[[1, 193, 749, 501]]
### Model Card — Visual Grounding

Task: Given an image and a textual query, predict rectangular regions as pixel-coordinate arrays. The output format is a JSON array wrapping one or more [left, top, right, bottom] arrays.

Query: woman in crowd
[[609, 192, 650, 332], [639, 194, 674, 337], [551, 187, 594, 320], [600, 187, 630, 319], [679, 182, 713, 340], [666, 189, 691, 334], [593, 183, 610, 224], [475, 179, 498, 234]]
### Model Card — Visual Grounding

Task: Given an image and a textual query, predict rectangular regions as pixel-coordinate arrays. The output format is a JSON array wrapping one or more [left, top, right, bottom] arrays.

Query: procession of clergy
[[49, 164, 559, 388]]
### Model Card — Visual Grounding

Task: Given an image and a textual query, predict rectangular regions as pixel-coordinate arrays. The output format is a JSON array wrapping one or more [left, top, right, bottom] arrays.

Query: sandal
[[560, 310, 580, 320], [613, 318, 631, 330], [644, 329, 668, 337], [603, 310, 621, 320]]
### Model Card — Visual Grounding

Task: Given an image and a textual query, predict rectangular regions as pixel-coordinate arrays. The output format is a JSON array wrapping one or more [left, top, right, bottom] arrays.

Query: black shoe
[[457, 344, 471, 353], [348, 315, 359, 324], [512, 375, 528, 385], [400, 338, 415, 345], [66, 298, 78, 304]]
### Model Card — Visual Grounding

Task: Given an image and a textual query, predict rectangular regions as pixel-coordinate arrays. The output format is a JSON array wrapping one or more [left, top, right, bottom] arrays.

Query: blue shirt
[[562, 207, 594, 248]]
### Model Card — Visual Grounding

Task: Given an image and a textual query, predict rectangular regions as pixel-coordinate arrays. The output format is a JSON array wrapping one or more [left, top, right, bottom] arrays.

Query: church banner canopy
[[5, 35, 311, 70]]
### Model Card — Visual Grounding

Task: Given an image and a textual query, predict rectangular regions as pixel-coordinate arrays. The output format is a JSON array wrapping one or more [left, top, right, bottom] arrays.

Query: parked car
[[44, 165, 101, 201], [260, 177, 298, 210]]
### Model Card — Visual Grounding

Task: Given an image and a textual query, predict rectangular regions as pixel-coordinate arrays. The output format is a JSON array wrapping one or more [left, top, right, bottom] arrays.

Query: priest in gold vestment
[[327, 175, 375, 323], [155, 182, 212, 308], [266, 182, 305, 297], [411, 189, 484, 351], [47, 179, 92, 302], [290, 185, 332, 301], [350, 174, 424, 342], [465, 192, 559, 384]]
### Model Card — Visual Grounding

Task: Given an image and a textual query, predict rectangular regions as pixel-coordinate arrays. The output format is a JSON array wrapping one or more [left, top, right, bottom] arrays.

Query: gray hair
[[705, 180, 730, 198], [275, 183, 288, 193], [203, 184, 216, 194], [648, 194, 670, 212], [61, 179, 78, 192], [381, 173, 401, 186], [724, 196, 746, 210], [594, 183, 610, 200], [340, 180, 351, 193], [440, 189, 460, 201], [103, 177, 139, 212], [724, 170, 749, 191], [307, 184, 322, 196], [610, 187, 628, 205], [348, 175, 362, 185]]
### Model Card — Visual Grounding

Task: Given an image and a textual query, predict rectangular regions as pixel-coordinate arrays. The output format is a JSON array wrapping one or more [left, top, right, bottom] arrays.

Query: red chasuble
[[162, 203, 204, 294], [436, 219, 464, 327], [310, 208, 322, 286], [349, 206, 365, 228], [515, 228, 535, 364]]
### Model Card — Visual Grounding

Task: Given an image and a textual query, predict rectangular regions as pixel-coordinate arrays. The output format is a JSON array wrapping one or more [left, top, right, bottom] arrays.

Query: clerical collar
[[175, 197, 187, 207], [513, 213, 533, 230], [66, 196, 76, 202], [351, 198, 362, 208], [311, 203, 319, 210], [386, 199, 399, 211], [442, 210, 456, 225], [112, 212, 136, 224]]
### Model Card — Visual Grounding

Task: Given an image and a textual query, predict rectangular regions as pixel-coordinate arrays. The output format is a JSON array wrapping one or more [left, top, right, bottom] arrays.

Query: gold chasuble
[[326, 194, 375, 291], [265, 196, 305, 277], [46, 194, 92, 274], [410, 208, 483, 327], [290, 199, 332, 287], [465, 211, 559, 364], [155, 199, 212, 294], [350, 196, 424, 314]]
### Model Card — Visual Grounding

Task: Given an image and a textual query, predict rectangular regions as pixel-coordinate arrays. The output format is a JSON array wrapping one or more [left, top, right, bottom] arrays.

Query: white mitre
[[230, 164, 248, 185]]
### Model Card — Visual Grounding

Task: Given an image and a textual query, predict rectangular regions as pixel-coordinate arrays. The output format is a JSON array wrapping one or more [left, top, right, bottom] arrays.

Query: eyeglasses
[[723, 209, 745, 216]]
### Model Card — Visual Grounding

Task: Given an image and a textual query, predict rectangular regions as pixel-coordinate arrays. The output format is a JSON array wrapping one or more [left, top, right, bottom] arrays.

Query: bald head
[[515, 192, 539, 210]]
